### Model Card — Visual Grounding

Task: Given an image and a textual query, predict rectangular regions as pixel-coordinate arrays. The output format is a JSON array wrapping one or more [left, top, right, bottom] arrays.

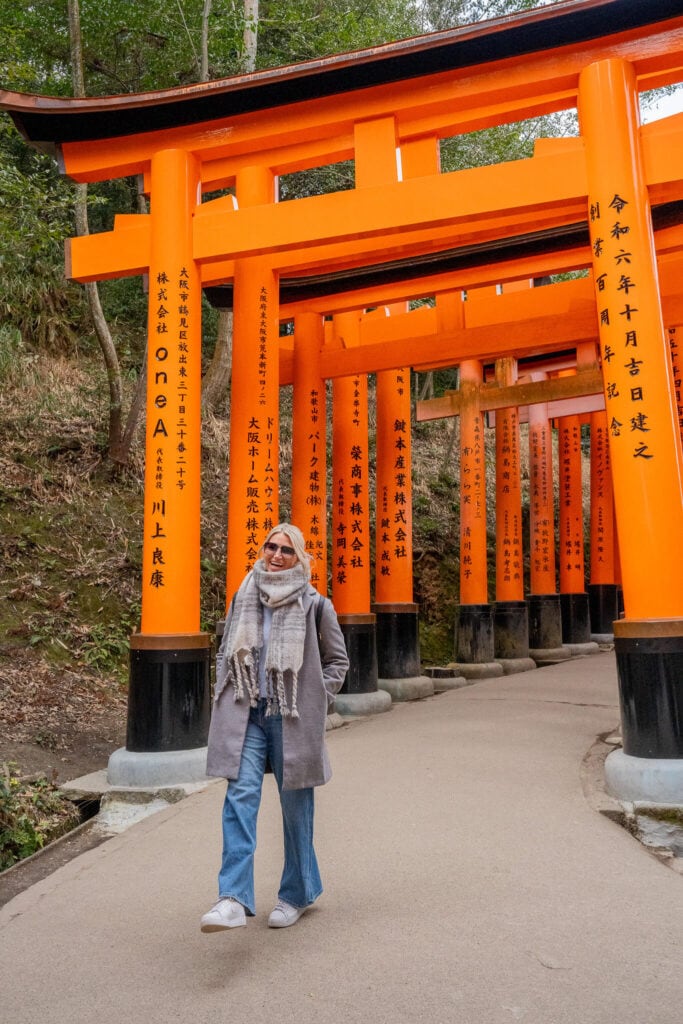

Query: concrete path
[[2, 652, 682, 1024]]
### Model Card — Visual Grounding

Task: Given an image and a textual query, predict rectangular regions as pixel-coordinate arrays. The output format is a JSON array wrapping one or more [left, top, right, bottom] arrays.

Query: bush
[[0, 762, 80, 870]]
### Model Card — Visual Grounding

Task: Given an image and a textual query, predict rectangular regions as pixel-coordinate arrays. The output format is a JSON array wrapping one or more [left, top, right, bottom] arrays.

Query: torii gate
[[2, 0, 682, 803]]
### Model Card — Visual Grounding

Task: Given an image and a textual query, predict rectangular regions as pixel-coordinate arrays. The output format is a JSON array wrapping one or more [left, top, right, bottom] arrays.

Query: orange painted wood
[[528, 388, 558, 597], [558, 414, 586, 595], [291, 311, 328, 593], [668, 325, 683, 443], [331, 313, 371, 614], [494, 359, 524, 603], [458, 360, 488, 605], [140, 149, 202, 635], [579, 57, 683, 619], [589, 410, 616, 585], [55, 13, 683, 185], [375, 359, 413, 604]]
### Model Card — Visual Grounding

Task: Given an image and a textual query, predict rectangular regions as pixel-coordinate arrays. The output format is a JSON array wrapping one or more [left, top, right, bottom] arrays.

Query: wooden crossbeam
[[415, 368, 604, 421]]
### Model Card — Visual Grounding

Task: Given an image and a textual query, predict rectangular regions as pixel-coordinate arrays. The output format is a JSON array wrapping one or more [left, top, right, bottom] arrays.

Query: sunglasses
[[264, 541, 296, 557]]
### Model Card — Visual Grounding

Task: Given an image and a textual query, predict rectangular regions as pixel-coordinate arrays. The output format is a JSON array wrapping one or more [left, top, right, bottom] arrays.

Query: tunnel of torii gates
[[3, 0, 683, 795]]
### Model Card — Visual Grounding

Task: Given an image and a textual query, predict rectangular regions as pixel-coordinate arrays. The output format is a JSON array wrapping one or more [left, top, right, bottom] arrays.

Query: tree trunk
[[200, 0, 212, 81], [68, 0, 125, 463], [200, 1, 259, 415], [202, 310, 233, 412], [243, 0, 259, 72]]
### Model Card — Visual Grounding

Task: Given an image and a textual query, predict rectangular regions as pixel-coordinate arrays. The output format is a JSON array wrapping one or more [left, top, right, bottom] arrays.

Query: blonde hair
[[261, 523, 311, 580]]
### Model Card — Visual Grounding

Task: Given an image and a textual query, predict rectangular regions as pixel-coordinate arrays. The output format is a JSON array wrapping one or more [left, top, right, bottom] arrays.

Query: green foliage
[[0, 117, 89, 351], [0, 763, 80, 870]]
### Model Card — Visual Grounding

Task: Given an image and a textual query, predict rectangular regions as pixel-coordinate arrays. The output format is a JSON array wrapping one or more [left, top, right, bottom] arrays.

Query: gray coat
[[206, 586, 349, 790]]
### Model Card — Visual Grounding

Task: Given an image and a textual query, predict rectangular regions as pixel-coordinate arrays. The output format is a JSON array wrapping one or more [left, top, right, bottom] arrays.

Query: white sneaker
[[200, 898, 246, 932], [268, 900, 308, 928]]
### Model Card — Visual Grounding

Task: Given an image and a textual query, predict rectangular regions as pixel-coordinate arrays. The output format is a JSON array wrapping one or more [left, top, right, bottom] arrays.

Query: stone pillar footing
[[565, 641, 601, 657], [334, 690, 392, 717], [447, 661, 504, 680], [107, 746, 208, 788], [423, 667, 470, 692], [605, 749, 683, 804], [377, 676, 434, 702], [529, 646, 572, 667], [496, 657, 537, 675]]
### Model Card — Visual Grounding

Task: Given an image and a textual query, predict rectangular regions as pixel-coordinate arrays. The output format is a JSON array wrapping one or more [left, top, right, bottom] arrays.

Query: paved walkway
[[2, 652, 682, 1024]]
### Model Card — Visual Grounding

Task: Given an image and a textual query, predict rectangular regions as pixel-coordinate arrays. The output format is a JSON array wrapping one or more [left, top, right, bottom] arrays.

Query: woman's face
[[263, 531, 299, 573]]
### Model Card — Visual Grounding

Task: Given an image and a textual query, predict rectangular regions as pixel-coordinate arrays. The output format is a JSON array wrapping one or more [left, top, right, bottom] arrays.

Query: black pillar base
[[615, 623, 683, 758], [493, 601, 530, 659], [588, 583, 619, 636], [528, 593, 563, 650], [373, 603, 421, 678], [127, 634, 211, 753], [560, 591, 591, 644], [339, 615, 378, 694], [455, 604, 495, 663]]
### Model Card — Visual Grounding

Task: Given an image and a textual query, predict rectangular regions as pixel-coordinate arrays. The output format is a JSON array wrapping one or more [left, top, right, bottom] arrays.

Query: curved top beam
[[1, 0, 681, 148]]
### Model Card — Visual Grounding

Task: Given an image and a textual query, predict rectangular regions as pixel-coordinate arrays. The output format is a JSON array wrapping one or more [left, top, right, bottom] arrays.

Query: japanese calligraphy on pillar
[[590, 412, 614, 581], [257, 286, 269, 406], [146, 266, 196, 595], [559, 417, 584, 590], [227, 263, 279, 596], [590, 192, 656, 461], [332, 373, 370, 613], [375, 367, 413, 605], [669, 327, 683, 441], [306, 387, 325, 584], [497, 409, 522, 591], [242, 414, 276, 576], [528, 409, 555, 592]]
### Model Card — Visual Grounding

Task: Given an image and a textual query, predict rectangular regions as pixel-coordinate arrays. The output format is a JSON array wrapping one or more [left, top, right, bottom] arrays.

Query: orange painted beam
[[277, 255, 683, 385], [192, 148, 588, 267], [68, 115, 683, 288], [56, 18, 683, 185]]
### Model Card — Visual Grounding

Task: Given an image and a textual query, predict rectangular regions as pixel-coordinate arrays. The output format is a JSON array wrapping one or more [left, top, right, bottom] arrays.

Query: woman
[[201, 523, 349, 931]]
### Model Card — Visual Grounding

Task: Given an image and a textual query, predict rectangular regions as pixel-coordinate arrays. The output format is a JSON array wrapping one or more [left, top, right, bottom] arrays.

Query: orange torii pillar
[[291, 311, 327, 592], [455, 359, 501, 678], [492, 358, 535, 671], [668, 327, 683, 445], [374, 343, 432, 700], [588, 409, 619, 638], [110, 148, 211, 786], [331, 312, 389, 716], [580, 58, 683, 799], [557, 413, 594, 649], [225, 168, 279, 603], [527, 382, 570, 664]]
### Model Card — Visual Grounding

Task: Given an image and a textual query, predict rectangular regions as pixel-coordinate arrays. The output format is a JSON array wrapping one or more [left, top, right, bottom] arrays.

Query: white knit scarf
[[217, 559, 309, 718]]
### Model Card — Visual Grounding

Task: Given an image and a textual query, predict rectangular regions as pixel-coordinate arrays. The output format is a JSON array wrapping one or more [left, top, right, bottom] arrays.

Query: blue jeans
[[218, 700, 322, 916]]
